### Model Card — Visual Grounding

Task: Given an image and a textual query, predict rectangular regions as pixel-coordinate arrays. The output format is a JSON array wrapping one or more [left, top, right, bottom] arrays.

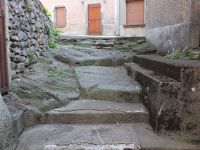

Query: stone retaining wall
[[8, 0, 51, 78]]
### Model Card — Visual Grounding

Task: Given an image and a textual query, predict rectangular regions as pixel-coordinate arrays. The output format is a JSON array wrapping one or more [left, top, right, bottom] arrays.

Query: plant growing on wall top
[[166, 49, 200, 60], [44, 7, 52, 17]]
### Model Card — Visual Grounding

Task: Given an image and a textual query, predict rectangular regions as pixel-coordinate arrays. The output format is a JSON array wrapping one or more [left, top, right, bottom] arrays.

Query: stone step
[[9, 106, 24, 136], [133, 55, 183, 81], [124, 63, 181, 130], [16, 123, 198, 150], [124, 62, 178, 84], [74, 66, 141, 102], [44, 99, 149, 124], [51, 46, 134, 66]]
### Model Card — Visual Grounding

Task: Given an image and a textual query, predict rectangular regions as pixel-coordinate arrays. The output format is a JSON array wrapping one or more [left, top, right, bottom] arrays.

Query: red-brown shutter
[[88, 4, 102, 35], [126, 0, 144, 25], [55, 7, 66, 28]]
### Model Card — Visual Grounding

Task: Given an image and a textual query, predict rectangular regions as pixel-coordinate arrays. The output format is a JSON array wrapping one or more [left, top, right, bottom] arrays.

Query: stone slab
[[75, 66, 141, 102], [16, 124, 197, 150], [44, 99, 149, 124], [17, 124, 140, 150], [51, 46, 134, 66], [11, 57, 80, 112]]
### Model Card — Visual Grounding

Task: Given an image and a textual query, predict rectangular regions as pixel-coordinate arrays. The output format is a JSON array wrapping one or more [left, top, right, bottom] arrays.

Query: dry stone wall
[[8, 0, 51, 78]]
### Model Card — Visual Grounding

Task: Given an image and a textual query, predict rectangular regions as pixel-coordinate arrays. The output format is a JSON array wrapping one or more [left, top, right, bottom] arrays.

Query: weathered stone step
[[124, 63, 181, 130], [44, 99, 149, 124], [133, 55, 183, 81], [50, 46, 134, 66], [9, 107, 24, 136], [124, 62, 178, 84], [75, 66, 141, 102], [17, 123, 198, 150]]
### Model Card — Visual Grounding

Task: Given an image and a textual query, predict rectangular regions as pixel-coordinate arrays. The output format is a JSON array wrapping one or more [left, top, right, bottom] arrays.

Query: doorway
[[88, 4, 102, 35]]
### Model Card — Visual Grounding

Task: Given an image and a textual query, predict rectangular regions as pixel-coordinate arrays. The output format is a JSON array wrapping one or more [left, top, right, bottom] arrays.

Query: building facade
[[40, 0, 145, 37], [145, 0, 200, 54]]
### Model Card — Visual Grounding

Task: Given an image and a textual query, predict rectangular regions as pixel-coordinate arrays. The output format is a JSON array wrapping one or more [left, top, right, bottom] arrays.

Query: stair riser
[[55, 55, 133, 67], [80, 89, 141, 103], [44, 113, 149, 124]]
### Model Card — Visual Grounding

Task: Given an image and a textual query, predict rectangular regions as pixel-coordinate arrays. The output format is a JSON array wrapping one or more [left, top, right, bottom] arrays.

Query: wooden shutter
[[0, 0, 9, 92], [55, 7, 66, 28], [126, 0, 144, 25]]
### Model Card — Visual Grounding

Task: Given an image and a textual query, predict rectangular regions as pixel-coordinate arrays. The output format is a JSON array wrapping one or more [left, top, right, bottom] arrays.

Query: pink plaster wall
[[40, 0, 116, 35]]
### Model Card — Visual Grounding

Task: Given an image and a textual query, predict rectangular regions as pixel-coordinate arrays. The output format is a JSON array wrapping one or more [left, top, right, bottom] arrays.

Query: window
[[126, 0, 144, 25], [55, 7, 66, 28]]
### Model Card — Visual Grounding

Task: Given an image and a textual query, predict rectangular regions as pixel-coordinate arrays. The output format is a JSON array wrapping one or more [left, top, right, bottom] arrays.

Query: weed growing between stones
[[48, 70, 69, 78], [114, 38, 152, 51], [166, 49, 200, 60], [27, 51, 38, 63], [42, 59, 51, 65]]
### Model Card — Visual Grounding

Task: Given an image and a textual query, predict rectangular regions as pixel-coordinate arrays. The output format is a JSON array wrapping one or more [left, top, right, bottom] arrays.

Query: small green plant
[[45, 21, 61, 49], [166, 49, 200, 60], [48, 39, 58, 48], [44, 7, 52, 17], [53, 28, 62, 37], [42, 59, 51, 65], [48, 70, 69, 78], [115, 38, 147, 50], [27, 51, 38, 63]]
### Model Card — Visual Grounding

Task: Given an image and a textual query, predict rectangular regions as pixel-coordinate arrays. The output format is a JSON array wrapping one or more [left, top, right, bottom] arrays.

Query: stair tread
[[75, 66, 141, 102], [48, 99, 148, 114], [51, 46, 134, 66], [125, 62, 178, 83], [132, 55, 183, 81], [17, 123, 197, 150]]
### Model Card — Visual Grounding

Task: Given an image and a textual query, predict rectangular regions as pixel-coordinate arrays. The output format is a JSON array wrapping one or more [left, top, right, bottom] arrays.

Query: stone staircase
[[124, 55, 200, 131], [15, 46, 199, 150]]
